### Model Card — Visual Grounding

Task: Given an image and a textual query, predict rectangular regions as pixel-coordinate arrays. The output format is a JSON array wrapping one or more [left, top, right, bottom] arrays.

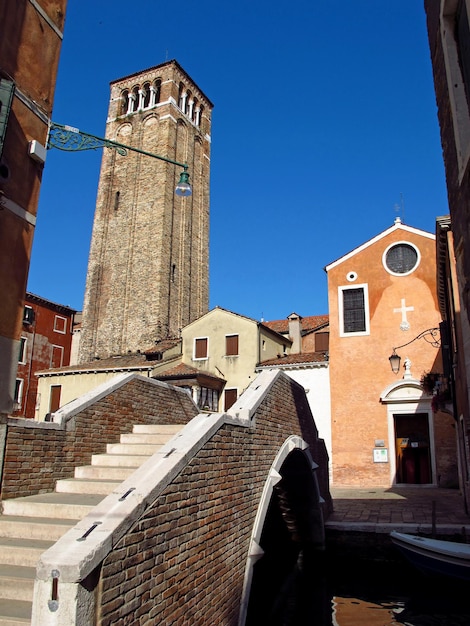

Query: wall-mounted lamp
[[47, 122, 192, 196], [388, 350, 401, 374], [388, 327, 440, 374]]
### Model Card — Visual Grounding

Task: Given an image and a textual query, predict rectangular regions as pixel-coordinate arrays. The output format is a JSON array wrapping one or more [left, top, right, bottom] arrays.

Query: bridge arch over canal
[[239, 436, 326, 625]]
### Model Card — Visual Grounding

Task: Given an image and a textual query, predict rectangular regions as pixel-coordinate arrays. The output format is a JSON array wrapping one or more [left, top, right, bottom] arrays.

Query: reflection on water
[[267, 550, 470, 626]]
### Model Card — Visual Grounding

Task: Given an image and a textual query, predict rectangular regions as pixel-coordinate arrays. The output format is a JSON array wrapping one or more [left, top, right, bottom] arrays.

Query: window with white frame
[[14, 378, 23, 408], [54, 315, 67, 334], [193, 337, 208, 360], [339, 284, 370, 336], [51, 345, 64, 368], [18, 336, 27, 364], [383, 242, 420, 276], [23, 305, 34, 325], [441, 0, 470, 180], [197, 387, 219, 411]]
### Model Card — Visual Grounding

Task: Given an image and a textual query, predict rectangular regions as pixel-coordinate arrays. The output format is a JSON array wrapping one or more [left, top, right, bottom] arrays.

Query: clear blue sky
[[28, 0, 448, 322]]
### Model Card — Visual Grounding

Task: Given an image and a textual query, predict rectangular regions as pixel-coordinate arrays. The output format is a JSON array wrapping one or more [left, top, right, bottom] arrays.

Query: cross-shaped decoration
[[393, 298, 414, 331]]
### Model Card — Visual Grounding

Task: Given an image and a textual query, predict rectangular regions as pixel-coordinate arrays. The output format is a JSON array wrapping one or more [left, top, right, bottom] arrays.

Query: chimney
[[288, 313, 302, 354]]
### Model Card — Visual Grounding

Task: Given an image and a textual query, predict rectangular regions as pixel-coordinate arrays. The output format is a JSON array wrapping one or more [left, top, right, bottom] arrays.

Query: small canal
[[246, 542, 470, 625]]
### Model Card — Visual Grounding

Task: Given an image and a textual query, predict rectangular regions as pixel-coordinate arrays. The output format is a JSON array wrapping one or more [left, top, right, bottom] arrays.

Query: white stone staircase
[[0, 424, 183, 625]]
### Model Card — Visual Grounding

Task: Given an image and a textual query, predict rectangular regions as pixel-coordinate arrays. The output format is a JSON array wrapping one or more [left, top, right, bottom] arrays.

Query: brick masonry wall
[[424, 1, 470, 504], [425, 1, 470, 327], [1, 378, 198, 499], [98, 374, 331, 625], [79, 61, 212, 362]]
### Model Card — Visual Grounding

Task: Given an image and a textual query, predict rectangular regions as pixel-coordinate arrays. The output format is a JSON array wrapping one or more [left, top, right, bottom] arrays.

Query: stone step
[[120, 432, 178, 444], [0, 598, 31, 625], [2, 493, 102, 520], [0, 516, 75, 541], [75, 464, 138, 480], [0, 537, 53, 567], [0, 565, 35, 601], [55, 477, 121, 495], [91, 453, 151, 468], [0, 423, 184, 625], [132, 424, 183, 435], [105, 442, 162, 455]]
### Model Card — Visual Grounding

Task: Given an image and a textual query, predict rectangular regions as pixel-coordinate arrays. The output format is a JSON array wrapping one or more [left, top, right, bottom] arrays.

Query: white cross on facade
[[393, 298, 414, 331]]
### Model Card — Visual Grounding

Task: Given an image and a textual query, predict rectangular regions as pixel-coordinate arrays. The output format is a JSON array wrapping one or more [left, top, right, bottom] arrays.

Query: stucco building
[[257, 313, 331, 472], [326, 219, 456, 488], [12, 293, 76, 419], [0, 0, 67, 415], [78, 60, 213, 363]]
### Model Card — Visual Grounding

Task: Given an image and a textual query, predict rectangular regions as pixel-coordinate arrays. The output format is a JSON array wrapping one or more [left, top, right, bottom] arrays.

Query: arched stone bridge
[[0, 369, 331, 625]]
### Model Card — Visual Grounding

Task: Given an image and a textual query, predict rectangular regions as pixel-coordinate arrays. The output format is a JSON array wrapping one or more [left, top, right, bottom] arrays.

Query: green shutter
[[0, 78, 15, 159]]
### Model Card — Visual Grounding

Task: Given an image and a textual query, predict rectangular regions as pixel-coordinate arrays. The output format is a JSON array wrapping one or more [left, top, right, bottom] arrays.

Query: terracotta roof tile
[[37, 353, 163, 375], [263, 315, 329, 335], [155, 362, 224, 382], [144, 338, 181, 355], [258, 351, 328, 367]]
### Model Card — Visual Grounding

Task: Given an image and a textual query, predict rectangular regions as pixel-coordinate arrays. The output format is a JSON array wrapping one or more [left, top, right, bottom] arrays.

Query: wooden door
[[394, 413, 432, 484]]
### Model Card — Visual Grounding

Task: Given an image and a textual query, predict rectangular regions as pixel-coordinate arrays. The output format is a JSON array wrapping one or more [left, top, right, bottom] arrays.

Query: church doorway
[[394, 413, 432, 484]]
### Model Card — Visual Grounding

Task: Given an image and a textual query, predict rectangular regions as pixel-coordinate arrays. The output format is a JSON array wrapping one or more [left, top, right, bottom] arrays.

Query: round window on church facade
[[383, 242, 420, 276]]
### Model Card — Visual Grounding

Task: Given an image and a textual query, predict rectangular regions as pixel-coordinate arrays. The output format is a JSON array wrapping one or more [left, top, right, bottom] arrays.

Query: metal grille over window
[[343, 288, 366, 333], [386, 244, 418, 274]]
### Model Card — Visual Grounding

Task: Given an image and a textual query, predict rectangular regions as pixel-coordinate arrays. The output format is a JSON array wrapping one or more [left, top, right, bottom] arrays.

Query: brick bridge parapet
[[16, 369, 330, 625]]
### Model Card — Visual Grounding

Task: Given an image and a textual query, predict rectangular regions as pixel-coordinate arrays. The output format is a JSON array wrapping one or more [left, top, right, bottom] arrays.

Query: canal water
[[253, 550, 470, 625]]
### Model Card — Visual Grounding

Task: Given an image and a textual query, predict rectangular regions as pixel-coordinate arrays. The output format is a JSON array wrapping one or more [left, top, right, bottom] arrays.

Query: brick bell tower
[[78, 60, 213, 363]]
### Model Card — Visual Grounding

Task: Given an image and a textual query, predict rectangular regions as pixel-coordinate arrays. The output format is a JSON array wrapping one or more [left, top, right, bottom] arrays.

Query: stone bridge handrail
[[36, 409, 227, 583], [35, 369, 280, 585]]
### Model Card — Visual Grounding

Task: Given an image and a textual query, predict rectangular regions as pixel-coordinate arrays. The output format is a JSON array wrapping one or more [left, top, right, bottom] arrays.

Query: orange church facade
[[326, 219, 457, 488]]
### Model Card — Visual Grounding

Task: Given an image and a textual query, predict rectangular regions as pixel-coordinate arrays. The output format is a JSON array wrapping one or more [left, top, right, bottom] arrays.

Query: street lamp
[[388, 327, 441, 374], [46, 122, 192, 196]]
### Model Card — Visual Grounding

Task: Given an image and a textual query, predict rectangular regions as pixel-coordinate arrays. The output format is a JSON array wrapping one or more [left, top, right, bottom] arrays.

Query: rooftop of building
[[258, 351, 328, 368], [263, 314, 329, 335]]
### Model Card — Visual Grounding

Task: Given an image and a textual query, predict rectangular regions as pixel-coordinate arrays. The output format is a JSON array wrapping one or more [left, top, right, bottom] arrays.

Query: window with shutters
[[224, 388, 238, 411], [194, 337, 208, 360], [49, 385, 62, 413], [225, 334, 239, 356], [314, 331, 329, 352], [339, 284, 370, 336]]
